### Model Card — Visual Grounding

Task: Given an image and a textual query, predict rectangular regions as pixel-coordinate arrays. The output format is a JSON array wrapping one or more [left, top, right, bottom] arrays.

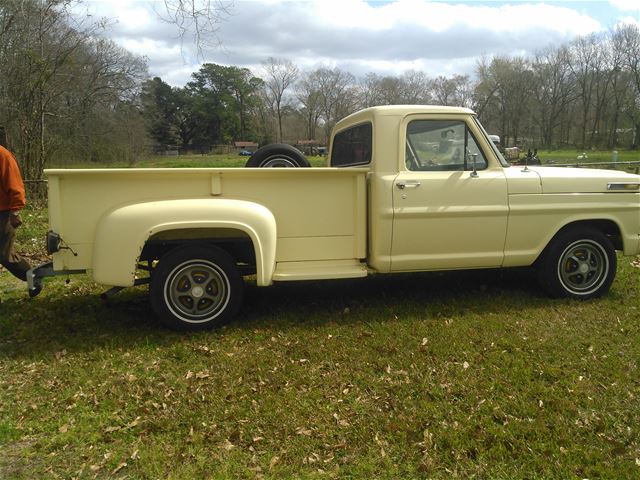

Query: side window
[[331, 123, 372, 167], [405, 120, 488, 172]]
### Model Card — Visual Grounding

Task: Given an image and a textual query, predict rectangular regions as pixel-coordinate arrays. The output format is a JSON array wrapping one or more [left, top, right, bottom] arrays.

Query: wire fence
[[545, 160, 640, 174], [24, 180, 48, 205]]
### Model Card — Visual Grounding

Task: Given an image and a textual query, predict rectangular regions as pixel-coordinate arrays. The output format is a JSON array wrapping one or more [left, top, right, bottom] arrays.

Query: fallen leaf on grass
[[269, 456, 280, 471], [111, 461, 127, 475], [332, 413, 350, 427], [375, 433, 387, 458], [58, 424, 69, 433], [296, 427, 312, 436]]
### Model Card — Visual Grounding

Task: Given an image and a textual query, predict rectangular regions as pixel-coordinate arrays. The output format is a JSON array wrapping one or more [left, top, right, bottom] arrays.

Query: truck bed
[[46, 167, 368, 281]]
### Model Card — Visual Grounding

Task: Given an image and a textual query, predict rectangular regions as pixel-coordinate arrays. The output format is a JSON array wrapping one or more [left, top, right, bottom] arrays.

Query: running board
[[272, 260, 368, 282]]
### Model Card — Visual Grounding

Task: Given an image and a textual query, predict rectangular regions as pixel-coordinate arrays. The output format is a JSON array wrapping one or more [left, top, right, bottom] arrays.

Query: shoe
[[29, 284, 42, 298]]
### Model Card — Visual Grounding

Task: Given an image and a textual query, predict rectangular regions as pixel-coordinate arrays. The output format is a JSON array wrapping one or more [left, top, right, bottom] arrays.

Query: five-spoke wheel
[[151, 245, 243, 330], [537, 227, 616, 299]]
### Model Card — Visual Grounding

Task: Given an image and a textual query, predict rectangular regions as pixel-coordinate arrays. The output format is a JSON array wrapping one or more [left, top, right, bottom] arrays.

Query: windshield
[[473, 117, 510, 168]]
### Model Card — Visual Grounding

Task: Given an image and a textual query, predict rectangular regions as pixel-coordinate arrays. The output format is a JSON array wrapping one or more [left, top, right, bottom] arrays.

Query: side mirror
[[468, 152, 479, 178]]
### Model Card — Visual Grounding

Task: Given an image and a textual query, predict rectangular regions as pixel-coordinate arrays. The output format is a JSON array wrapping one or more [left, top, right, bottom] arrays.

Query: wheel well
[[535, 219, 622, 265], [140, 228, 257, 275]]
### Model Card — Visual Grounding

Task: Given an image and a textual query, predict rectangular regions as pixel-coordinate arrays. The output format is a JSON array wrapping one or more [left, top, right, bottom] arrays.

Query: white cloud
[[609, 0, 640, 12], [80, 0, 610, 85]]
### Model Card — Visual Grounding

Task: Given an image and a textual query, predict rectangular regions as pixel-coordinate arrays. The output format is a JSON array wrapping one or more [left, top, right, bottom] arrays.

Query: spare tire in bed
[[244, 143, 310, 168]]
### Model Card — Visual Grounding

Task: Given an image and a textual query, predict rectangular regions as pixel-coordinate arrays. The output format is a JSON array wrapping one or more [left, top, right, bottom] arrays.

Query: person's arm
[[9, 211, 23, 228]]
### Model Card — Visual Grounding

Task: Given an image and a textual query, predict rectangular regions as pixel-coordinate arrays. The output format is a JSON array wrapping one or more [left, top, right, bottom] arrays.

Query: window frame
[[330, 121, 373, 168], [402, 116, 494, 173]]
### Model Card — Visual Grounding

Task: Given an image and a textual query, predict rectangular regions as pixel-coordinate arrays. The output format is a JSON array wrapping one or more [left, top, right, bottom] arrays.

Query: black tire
[[150, 245, 243, 330], [537, 227, 616, 299], [245, 143, 310, 168]]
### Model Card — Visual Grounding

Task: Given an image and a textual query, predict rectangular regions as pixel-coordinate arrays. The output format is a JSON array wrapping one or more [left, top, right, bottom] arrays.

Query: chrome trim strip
[[607, 182, 640, 191]]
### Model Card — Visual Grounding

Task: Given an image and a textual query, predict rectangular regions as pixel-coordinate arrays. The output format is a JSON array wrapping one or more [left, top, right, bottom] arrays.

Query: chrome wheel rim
[[261, 155, 297, 167], [164, 260, 230, 323], [557, 240, 608, 295]]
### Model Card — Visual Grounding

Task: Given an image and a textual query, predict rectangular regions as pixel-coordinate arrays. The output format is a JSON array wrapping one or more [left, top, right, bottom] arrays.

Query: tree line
[[142, 23, 640, 155], [1, 0, 639, 181]]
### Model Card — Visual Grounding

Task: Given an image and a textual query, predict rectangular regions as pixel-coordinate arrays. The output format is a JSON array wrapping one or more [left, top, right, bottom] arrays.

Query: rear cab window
[[330, 123, 372, 167]]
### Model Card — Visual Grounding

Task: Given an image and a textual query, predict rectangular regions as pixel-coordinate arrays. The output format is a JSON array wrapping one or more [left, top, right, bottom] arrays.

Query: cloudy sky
[[78, 0, 640, 85]]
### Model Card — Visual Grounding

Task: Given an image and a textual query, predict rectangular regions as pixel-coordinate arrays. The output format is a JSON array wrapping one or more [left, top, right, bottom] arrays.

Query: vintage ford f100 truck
[[29, 106, 640, 329]]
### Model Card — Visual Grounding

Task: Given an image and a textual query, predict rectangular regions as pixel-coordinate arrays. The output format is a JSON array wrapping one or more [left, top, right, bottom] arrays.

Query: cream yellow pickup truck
[[29, 106, 640, 329]]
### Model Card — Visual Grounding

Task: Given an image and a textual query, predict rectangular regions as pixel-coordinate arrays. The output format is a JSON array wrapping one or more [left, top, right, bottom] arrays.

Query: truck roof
[[335, 105, 476, 131]]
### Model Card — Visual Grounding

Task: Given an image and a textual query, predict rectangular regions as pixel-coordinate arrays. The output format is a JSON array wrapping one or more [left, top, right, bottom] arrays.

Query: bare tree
[[0, 0, 148, 177], [612, 23, 640, 146], [307, 68, 358, 142], [400, 70, 432, 104], [430, 74, 472, 107], [474, 56, 532, 146], [531, 46, 576, 148], [262, 57, 298, 142], [569, 33, 606, 149], [296, 73, 323, 140], [159, 0, 233, 55]]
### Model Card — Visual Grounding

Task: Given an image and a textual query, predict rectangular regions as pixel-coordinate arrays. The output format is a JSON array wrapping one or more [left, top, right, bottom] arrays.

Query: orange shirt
[[0, 145, 26, 212]]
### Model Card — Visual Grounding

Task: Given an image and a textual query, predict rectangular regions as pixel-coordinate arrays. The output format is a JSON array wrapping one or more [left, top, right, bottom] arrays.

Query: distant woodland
[[1, 0, 639, 179]]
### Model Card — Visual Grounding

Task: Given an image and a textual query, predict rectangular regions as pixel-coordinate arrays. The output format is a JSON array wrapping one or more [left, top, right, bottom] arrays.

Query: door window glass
[[405, 120, 488, 171]]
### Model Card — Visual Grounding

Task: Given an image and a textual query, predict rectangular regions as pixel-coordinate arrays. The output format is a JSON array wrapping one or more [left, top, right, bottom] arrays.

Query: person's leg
[[0, 213, 31, 282]]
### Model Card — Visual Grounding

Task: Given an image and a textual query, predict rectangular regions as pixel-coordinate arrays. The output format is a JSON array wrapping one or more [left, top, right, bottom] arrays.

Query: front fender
[[92, 199, 277, 287]]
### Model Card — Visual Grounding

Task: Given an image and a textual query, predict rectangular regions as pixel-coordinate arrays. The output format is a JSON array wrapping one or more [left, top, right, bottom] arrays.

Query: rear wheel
[[537, 227, 616, 299], [150, 245, 243, 330], [245, 143, 310, 168]]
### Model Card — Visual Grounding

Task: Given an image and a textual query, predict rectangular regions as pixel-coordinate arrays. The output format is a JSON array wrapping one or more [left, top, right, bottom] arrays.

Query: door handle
[[396, 181, 421, 190]]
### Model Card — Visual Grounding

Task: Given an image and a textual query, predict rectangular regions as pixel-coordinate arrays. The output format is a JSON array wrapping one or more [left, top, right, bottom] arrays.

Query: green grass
[[538, 149, 639, 165], [49, 154, 329, 170], [1, 207, 639, 478]]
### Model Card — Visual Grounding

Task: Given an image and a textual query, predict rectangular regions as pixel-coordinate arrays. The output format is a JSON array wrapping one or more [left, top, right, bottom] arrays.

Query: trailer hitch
[[26, 262, 86, 298]]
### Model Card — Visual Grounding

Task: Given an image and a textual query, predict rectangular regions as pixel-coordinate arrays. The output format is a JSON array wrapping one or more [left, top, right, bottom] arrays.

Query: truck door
[[390, 117, 508, 271]]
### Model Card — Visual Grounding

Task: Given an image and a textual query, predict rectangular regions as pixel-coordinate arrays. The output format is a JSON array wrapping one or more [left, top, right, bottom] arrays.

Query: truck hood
[[529, 167, 640, 194], [505, 166, 640, 194]]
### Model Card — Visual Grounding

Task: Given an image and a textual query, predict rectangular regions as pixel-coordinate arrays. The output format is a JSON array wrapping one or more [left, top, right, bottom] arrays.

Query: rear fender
[[92, 199, 277, 287]]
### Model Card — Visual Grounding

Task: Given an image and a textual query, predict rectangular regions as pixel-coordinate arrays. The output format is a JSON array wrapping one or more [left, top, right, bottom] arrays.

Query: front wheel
[[537, 227, 616, 299], [150, 245, 243, 330]]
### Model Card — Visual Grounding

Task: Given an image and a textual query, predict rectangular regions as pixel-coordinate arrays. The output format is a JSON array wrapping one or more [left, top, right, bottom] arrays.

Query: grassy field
[[44, 149, 640, 177], [1, 200, 640, 478], [49, 154, 329, 170], [537, 149, 639, 165]]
